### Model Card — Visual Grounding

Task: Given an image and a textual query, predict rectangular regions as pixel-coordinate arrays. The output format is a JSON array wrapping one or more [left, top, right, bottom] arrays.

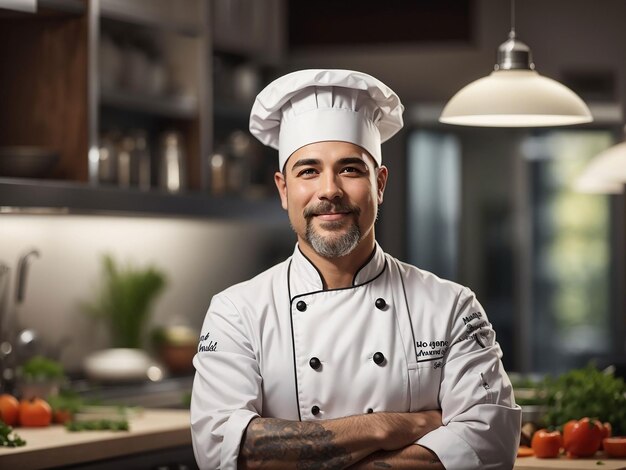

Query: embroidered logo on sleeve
[[198, 332, 218, 352], [455, 311, 495, 348]]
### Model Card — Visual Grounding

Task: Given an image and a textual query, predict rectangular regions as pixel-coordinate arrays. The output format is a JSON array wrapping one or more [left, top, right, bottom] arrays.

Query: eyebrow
[[291, 158, 320, 170], [290, 156, 368, 172], [337, 157, 368, 167]]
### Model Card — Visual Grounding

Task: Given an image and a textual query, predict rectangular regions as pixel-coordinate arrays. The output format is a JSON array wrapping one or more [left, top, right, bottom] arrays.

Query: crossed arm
[[237, 410, 444, 470]]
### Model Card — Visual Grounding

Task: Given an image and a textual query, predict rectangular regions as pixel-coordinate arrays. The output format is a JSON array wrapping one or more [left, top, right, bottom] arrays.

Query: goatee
[[303, 201, 362, 258]]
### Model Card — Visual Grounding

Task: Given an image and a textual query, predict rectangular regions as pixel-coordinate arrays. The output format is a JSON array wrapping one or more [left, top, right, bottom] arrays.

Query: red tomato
[[603, 437, 626, 458], [531, 429, 563, 458], [600, 422, 612, 450], [0, 394, 19, 426], [53, 409, 73, 425], [19, 397, 52, 427], [564, 417, 604, 457], [562, 419, 577, 448]]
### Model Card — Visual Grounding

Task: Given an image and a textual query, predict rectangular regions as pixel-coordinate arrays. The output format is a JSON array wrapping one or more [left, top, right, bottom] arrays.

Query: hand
[[374, 410, 442, 451]]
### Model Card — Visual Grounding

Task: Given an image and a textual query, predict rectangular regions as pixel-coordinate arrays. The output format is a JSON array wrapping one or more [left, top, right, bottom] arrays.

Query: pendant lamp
[[440, 0, 592, 127], [574, 134, 626, 194]]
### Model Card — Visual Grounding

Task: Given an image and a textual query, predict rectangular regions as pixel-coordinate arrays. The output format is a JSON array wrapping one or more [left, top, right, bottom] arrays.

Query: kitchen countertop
[[0, 408, 192, 469], [515, 456, 626, 469], [3, 411, 625, 470]]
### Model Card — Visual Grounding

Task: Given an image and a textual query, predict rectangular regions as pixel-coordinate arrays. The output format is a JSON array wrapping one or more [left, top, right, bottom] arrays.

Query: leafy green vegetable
[[20, 355, 65, 380], [65, 419, 129, 432], [540, 364, 626, 435], [82, 254, 167, 349], [47, 390, 84, 414], [0, 421, 26, 447]]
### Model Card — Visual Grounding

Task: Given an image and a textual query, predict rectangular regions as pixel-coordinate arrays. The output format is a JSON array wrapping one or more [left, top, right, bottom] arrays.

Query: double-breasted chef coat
[[191, 243, 522, 470]]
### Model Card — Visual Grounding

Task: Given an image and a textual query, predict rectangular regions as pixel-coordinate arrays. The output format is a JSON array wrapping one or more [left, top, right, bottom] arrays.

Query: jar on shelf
[[116, 135, 136, 188], [97, 131, 119, 185], [130, 129, 151, 191], [158, 131, 186, 193], [209, 151, 227, 196]]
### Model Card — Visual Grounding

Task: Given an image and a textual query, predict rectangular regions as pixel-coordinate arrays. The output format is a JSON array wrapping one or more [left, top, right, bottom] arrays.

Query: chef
[[191, 69, 522, 470]]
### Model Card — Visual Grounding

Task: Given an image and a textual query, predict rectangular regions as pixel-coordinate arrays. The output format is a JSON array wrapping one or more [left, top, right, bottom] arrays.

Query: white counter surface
[[0, 408, 192, 469]]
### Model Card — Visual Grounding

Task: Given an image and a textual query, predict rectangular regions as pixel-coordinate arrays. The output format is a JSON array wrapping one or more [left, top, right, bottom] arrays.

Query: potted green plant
[[17, 355, 66, 399], [82, 255, 167, 381]]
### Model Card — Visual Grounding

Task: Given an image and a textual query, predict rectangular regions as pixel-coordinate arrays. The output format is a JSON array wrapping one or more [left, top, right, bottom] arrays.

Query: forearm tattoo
[[239, 418, 352, 469]]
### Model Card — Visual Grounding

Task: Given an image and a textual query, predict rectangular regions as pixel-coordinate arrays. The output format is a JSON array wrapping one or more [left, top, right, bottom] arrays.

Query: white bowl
[[84, 348, 154, 382]]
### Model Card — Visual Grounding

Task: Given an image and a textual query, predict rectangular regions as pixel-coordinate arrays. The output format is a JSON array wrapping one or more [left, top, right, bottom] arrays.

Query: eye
[[340, 166, 365, 175], [296, 168, 318, 177]]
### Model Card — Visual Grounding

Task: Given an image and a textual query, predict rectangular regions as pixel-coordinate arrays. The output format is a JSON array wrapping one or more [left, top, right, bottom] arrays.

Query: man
[[191, 69, 521, 469]]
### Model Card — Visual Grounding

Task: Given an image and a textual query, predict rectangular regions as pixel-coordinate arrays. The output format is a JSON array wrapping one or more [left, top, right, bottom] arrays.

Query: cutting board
[[515, 456, 626, 469]]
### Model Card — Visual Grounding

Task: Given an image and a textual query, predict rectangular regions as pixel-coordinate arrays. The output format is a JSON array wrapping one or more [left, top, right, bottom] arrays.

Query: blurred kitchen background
[[1, 0, 625, 390]]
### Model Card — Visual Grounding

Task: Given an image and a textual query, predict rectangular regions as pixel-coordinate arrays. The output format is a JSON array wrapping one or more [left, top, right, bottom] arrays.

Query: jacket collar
[[288, 241, 386, 299]]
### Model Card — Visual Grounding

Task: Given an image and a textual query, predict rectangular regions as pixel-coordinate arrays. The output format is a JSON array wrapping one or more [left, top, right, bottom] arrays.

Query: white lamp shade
[[573, 141, 626, 194], [573, 173, 623, 194], [440, 70, 593, 127]]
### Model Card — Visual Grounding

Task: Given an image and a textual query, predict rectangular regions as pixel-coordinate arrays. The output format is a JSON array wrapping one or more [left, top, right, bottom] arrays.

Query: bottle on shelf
[[97, 131, 120, 185], [158, 131, 186, 193], [131, 130, 151, 191]]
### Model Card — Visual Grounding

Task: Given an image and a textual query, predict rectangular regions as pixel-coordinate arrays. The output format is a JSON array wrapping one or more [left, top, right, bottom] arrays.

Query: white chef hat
[[249, 69, 404, 170]]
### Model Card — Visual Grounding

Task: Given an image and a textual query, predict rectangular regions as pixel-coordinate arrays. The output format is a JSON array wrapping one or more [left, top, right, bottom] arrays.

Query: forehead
[[285, 141, 376, 170]]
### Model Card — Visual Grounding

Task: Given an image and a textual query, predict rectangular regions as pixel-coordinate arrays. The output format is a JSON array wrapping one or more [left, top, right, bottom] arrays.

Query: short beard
[[303, 201, 362, 258]]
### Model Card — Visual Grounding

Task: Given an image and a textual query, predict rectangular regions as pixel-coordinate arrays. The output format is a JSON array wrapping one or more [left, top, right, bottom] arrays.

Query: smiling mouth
[[314, 212, 350, 221], [304, 202, 360, 221]]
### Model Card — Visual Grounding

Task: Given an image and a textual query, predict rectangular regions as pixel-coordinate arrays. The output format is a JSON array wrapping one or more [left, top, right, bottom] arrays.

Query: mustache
[[303, 201, 361, 219]]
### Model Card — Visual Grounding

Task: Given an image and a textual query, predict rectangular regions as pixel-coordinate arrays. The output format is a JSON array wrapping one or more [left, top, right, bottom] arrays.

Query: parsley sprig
[[0, 421, 26, 447]]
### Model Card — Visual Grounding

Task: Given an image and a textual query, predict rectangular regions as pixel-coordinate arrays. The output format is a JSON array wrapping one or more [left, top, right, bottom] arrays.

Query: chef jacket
[[191, 243, 522, 470]]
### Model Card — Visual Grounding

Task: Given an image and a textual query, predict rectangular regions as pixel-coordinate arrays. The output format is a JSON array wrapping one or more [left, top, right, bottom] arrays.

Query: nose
[[317, 172, 343, 201]]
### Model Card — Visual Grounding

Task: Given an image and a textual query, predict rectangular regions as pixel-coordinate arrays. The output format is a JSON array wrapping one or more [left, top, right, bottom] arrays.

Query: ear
[[274, 171, 288, 210], [376, 165, 388, 205]]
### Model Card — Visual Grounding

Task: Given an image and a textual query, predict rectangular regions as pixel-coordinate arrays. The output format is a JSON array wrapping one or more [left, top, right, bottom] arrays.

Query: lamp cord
[[510, 0, 516, 39]]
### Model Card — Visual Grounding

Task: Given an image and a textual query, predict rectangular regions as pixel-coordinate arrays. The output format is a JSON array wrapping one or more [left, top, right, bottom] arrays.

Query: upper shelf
[[0, 178, 287, 222], [99, 1, 204, 37], [100, 88, 199, 119], [39, 0, 85, 15]]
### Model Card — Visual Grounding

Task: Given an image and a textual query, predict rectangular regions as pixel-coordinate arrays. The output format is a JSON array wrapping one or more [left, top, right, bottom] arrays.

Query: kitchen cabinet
[[0, 0, 286, 218], [97, 0, 210, 192], [211, 0, 285, 200], [212, 0, 284, 64], [0, 0, 90, 182], [0, 0, 210, 190]]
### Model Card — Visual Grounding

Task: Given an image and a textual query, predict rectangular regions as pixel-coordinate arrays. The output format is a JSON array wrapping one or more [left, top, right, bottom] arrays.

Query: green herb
[[82, 254, 167, 349], [540, 364, 626, 435], [47, 390, 84, 414], [20, 355, 65, 380], [65, 419, 129, 432], [0, 421, 26, 447]]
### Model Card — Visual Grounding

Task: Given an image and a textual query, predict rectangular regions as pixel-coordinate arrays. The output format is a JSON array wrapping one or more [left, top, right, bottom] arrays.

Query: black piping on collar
[[296, 244, 325, 288], [289, 259, 387, 303], [294, 244, 381, 296], [352, 246, 377, 285], [286, 260, 302, 421]]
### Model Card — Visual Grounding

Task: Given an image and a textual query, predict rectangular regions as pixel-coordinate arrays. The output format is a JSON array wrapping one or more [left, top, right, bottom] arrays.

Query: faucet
[[0, 248, 41, 393], [15, 249, 40, 304], [0, 262, 10, 343]]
